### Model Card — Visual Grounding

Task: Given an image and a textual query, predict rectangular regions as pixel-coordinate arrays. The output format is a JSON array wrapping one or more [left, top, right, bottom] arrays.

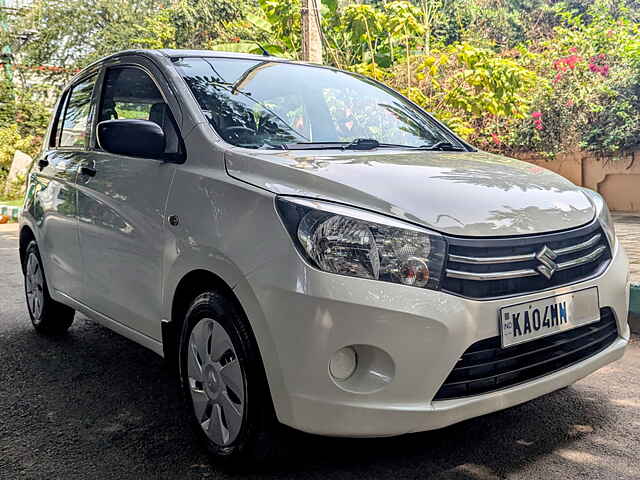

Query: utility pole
[[301, 0, 323, 64]]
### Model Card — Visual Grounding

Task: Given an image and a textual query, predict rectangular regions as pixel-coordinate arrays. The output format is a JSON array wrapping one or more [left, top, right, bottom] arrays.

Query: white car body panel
[[225, 148, 595, 237], [19, 49, 630, 440]]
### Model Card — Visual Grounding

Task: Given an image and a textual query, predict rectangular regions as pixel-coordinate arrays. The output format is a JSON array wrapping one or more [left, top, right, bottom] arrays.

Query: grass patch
[[0, 198, 24, 207]]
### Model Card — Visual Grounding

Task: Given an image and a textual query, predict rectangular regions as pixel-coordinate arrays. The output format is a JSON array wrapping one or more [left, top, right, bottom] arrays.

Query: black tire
[[23, 240, 75, 335], [178, 291, 280, 466]]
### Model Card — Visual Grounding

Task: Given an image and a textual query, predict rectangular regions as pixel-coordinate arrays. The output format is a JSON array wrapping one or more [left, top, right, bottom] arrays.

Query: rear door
[[76, 59, 181, 340], [30, 73, 98, 301]]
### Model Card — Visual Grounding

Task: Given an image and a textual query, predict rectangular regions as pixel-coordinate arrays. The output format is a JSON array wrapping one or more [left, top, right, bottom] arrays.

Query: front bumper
[[242, 241, 630, 437]]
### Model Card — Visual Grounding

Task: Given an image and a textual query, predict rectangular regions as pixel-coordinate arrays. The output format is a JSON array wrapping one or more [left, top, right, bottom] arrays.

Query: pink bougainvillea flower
[[601, 64, 609, 76], [554, 55, 582, 72], [598, 53, 606, 60], [491, 133, 501, 145], [569, 47, 578, 53], [344, 121, 354, 130], [533, 114, 543, 131], [565, 99, 574, 107], [566, 54, 580, 69], [553, 59, 567, 72]]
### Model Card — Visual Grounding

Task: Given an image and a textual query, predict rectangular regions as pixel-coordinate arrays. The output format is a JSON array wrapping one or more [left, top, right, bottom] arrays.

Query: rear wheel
[[179, 291, 279, 465], [23, 241, 75, 335]]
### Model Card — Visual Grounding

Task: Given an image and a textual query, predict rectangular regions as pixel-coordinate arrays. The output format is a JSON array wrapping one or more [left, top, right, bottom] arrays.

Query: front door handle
[[38, 158, 49, 170], [80, 166, 97, 177]]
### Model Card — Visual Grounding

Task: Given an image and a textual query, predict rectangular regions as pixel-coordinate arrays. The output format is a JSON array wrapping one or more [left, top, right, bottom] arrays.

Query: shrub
[[512, 2, 640, 155], [0, 125, 39, 197], [387, 44, 540, 150]]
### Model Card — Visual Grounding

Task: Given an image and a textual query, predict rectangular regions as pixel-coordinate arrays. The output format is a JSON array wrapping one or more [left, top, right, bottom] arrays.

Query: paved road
[[1, 223, 639, 480]]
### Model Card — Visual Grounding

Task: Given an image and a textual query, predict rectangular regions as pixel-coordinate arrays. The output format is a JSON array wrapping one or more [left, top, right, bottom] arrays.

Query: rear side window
[[59, 76, 97, 147], [50, 92, 69, 148]]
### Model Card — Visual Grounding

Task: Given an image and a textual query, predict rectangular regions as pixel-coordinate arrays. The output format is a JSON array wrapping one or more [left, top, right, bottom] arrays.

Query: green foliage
[[2, 0, 160, 71], [0, 125, 38, 195], [0, 74, 50, 195], [133, 9, 177, 49], [259, 0, 302, 55], [446, 44, 538, 118], [390, 44, 540, 147], [3, 0, 247, 72], [0, 77, 16, 127], [512, 0, 640, 155], [3, 0, 640, 159]]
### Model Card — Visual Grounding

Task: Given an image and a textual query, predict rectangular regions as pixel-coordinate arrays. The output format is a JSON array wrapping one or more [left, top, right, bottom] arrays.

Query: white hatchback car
[[20, 49, 630, 463]]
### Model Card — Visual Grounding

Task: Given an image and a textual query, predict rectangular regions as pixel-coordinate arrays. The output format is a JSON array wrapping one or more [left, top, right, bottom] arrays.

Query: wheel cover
[[187, 317, 245, 446], [25, 253, 44, 322]]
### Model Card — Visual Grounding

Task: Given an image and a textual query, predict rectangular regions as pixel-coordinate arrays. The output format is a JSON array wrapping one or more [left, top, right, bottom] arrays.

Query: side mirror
[[97, 119, 165, 158]]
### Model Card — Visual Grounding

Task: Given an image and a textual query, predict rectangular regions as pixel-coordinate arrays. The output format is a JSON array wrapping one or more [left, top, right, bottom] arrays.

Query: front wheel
[[23, 240, 75, 335], [178, 291, 280, 465]]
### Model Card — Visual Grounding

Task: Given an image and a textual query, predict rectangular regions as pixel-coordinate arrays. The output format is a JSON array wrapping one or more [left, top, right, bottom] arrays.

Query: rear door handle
[[80, 166, 97, 177], [38, 158, 49, 170]]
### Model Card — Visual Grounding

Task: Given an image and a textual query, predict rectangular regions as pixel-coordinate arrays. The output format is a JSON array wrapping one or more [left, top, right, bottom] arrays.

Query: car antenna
[[255, 42, 271, 57]]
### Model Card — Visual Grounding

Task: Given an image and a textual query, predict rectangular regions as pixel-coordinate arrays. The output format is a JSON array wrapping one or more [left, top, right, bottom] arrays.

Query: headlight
[[276, 197, 446, 290], [582, 188, 616, 248]]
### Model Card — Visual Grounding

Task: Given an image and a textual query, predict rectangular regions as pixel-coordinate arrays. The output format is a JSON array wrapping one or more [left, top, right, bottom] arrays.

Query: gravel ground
[[1, 223, 639, 480]]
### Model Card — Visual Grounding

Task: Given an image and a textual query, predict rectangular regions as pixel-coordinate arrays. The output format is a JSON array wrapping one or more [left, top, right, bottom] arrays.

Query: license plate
[[499, 287, 600, 348]]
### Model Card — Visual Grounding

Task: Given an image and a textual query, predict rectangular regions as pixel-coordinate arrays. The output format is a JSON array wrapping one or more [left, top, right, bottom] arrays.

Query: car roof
[[91, 48, 296, 69], [69, 48, 318, 86], [157, 49, 292, 62]]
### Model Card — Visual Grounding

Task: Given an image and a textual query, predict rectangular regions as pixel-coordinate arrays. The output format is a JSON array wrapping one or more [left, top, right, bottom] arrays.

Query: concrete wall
[[514, 149, 640, 213]]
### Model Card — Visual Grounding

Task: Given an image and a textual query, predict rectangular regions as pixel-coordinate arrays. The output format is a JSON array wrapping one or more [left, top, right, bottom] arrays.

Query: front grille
[[442, 221, 611, 299], [433, 307, 618, 401]]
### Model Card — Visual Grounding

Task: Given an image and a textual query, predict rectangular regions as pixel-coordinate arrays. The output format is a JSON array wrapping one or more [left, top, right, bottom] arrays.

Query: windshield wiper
[[279, 139, 381, 150], [343, 138, 381, 150], [417, 141, 466, 151], [281, 139, 427, 151], [278, 139, 467, 151]]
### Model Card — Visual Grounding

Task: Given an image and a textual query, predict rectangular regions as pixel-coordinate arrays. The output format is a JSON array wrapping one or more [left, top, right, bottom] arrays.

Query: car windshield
[[173, 57, 464, 150]]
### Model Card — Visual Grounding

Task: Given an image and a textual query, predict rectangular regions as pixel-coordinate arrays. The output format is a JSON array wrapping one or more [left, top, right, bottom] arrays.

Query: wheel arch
[[19, 224, 36, 274], [164, 269, 236, 365], [164, 267, 292, 424]]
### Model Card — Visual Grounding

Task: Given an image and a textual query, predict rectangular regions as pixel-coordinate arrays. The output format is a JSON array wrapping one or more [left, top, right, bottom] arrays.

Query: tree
[[2, 0, 246, 73], [3, 0, 159, 71]]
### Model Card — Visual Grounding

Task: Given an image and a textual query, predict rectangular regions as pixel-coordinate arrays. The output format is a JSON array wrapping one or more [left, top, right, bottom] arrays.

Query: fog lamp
[[329, 346, 357, 381]]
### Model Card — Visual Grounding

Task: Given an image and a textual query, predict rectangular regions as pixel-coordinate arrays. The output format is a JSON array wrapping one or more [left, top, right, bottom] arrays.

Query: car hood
[[225, 149, 595, 237]]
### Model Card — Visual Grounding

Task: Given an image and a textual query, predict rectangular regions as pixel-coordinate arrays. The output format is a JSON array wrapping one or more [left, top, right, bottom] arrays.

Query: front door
[[76, 64, 181, 341]]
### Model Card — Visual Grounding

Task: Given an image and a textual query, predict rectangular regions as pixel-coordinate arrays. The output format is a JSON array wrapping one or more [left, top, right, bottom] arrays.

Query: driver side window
[[98, 67, 181, 153]]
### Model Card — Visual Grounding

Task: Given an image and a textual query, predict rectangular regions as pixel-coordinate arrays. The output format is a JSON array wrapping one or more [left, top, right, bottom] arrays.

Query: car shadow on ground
[[0, 315, 630, 480]]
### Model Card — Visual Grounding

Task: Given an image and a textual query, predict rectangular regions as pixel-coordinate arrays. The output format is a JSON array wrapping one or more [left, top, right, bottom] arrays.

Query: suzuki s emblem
[[536, 245, 558, 279]]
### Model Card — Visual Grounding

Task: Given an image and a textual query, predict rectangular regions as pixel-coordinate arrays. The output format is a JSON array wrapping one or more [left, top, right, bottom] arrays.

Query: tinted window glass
[[59, 76, 96, 147], [173, 57, 460, 150], [99, 67, 179, 153], [50, 92, 69, 148]]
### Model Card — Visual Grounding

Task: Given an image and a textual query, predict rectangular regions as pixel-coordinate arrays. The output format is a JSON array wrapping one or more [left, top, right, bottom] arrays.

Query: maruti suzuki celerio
[[19, 49, 630, 463]]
